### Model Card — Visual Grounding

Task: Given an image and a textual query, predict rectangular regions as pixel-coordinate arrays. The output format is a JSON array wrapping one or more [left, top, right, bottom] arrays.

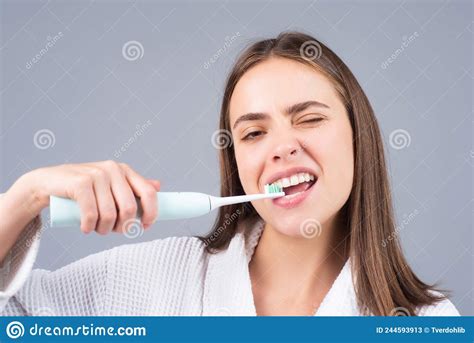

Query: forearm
[[0, 172, 47, 264]]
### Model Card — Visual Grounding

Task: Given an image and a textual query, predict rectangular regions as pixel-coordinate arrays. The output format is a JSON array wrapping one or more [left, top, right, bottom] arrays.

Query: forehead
[[229, 57, 338, 124]]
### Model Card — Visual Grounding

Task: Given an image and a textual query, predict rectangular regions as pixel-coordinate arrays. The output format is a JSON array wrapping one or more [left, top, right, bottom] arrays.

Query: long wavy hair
[[198, 31, 445, 316]]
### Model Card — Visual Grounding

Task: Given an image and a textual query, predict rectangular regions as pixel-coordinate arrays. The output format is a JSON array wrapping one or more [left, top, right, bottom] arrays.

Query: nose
[[272, 141, 303, 163]]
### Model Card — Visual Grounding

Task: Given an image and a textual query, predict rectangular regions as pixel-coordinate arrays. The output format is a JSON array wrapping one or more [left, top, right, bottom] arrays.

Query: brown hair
[[198, 31, 445, 315]]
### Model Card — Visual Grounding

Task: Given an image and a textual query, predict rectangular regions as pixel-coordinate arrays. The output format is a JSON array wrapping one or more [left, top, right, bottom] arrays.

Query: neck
[[249, 213, 349, 310]]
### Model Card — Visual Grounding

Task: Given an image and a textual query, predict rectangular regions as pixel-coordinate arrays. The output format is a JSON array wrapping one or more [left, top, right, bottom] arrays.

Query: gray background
[[0, 0, 472, 315]]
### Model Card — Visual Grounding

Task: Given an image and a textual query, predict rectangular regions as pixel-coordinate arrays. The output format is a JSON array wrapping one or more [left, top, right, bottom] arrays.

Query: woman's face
[[229, 57, 354, 237]]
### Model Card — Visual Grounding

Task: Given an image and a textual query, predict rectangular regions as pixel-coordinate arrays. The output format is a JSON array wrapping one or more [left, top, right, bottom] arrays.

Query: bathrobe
[[0, 214, 459, 316]]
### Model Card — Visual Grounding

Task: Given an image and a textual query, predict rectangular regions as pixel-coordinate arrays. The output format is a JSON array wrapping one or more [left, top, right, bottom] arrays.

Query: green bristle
[[265, 183, 283, 194]]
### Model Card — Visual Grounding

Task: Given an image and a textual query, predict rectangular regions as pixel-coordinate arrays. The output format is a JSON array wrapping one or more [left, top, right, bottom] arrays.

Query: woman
[[0, 31, 459, 316]]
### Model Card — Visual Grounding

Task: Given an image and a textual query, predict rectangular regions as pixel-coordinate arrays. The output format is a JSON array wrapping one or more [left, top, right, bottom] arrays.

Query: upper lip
[[263, 166, 318, 187]]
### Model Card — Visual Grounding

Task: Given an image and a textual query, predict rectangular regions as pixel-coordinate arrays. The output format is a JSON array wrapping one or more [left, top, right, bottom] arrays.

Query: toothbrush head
[[264, 183, 285, 195]]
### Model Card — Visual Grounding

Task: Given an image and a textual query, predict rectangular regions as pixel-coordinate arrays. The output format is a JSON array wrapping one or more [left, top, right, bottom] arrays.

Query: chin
[[263, 209, 327, 239]]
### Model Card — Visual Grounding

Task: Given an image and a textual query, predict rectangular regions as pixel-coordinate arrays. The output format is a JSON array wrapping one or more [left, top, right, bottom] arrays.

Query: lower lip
[[272, 180, 317, 209]]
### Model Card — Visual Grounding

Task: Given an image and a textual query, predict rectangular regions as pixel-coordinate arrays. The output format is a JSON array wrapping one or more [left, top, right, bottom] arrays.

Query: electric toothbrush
[[49, 184, 285, 227]]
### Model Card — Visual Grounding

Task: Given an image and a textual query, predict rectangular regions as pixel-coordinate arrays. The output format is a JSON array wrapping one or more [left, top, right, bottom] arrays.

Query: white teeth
[[270, 172, 316, 188], [298, 173, 306, 183], [290, 175, 299, 186]]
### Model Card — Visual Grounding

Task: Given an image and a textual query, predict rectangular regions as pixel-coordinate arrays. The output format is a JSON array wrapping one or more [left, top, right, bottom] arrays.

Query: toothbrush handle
[[154, 192, 211, 221], [49, 192, 212, 228]]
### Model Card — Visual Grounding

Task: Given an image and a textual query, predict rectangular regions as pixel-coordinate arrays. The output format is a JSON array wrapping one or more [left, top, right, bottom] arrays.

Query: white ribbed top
[[0, 214, 459, 316]]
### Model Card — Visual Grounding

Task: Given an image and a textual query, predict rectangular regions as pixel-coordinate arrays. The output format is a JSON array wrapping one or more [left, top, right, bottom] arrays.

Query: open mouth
[[281, 178, 316, 197], [267, 171, 318, 208]]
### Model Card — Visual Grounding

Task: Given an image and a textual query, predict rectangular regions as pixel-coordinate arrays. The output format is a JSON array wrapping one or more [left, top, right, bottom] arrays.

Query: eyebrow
[[232, 100, 330, 130]]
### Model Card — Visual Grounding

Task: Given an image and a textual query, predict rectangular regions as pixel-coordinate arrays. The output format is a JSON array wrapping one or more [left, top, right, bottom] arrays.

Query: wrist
[[11, 169, 49, 216]]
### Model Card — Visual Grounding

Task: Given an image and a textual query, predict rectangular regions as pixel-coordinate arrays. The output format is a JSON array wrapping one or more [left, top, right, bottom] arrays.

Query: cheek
[[234, 144, 264, 193], [318, 119, 354, 196]]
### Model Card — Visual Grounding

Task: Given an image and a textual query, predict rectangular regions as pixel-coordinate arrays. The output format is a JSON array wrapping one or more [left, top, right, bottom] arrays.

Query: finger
[[73, 176, 98, 234], [91, 169, 117, 235], [122, 166, 158, 229], [147, 179, 161, 191], [109, 170, 139, 234]]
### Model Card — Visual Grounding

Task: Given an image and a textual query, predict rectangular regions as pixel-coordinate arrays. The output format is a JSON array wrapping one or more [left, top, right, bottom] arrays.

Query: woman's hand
[[0, 160, 160, 264], [5, 160, 161, 235]]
